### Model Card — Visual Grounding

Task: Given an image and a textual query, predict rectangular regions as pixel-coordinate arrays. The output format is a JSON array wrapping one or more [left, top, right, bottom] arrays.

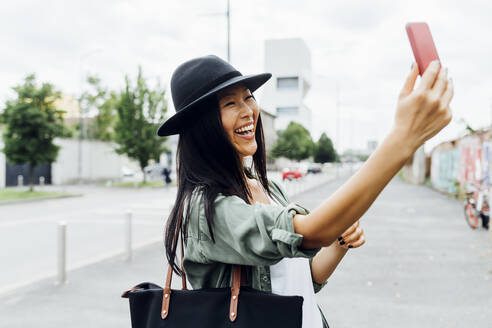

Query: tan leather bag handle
[[160, 205, 242, 322]]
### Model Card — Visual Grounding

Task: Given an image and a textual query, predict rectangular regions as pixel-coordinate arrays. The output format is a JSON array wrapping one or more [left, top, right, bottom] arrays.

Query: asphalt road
[[292, 177, 492, 328], [0, 169, 341, 295], [0, 176, 490, 327], [0, 184, 176, 294]]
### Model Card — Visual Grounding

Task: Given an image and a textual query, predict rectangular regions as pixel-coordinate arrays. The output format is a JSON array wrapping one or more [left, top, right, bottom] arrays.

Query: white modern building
[[261, 38, 312, 132]]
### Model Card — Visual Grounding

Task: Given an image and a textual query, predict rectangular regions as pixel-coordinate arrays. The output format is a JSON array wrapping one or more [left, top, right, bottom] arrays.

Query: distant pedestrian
[[156, 55, 453, 327], [162, 167, 171, 187]]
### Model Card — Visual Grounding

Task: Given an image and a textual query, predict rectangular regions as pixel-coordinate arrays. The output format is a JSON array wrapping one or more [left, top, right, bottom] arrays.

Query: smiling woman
[[151, 55, 332, 328]]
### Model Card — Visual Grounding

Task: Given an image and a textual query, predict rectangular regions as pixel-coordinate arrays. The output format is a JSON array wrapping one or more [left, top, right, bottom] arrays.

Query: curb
[[0, 194, 83, 206]]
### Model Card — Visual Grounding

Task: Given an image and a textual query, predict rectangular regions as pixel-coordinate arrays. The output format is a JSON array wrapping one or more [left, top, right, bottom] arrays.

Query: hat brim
[[157, 73, 272, 136]]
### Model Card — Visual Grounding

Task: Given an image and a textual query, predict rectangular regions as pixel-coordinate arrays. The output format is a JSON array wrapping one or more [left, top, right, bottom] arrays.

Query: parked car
[[282, 168, 303, 181], [121, 166, 135, 177], [307, 163, 322, 174]]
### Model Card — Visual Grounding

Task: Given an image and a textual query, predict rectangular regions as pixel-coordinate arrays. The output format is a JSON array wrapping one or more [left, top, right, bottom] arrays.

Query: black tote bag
[[121, 213, 304, 328]]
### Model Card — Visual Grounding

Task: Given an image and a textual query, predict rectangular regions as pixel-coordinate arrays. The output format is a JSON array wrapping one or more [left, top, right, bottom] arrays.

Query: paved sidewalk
[[0, 242, 168, 328]]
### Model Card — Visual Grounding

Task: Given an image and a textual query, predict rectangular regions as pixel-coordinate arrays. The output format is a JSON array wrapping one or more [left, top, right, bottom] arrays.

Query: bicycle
[[463, 180, 490, 230]]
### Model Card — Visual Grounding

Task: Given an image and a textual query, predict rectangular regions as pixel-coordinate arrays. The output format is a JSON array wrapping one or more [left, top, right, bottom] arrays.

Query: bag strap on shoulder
[[161, 203, 242, 322]]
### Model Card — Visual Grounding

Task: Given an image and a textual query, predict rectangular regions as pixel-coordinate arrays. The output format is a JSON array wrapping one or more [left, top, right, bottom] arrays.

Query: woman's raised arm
[[294, 61, 454, 248]]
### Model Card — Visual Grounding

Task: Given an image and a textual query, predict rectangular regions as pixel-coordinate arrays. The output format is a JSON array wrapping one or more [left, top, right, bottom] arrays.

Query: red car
[[282, 168, 303, 181]]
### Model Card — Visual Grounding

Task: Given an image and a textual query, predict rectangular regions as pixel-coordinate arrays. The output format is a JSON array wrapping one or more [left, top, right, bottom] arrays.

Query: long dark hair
[[164, 95, 271, 275]]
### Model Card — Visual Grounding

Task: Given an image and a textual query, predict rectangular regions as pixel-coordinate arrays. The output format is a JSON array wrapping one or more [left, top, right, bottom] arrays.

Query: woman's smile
[[234, 122, 255, 140]]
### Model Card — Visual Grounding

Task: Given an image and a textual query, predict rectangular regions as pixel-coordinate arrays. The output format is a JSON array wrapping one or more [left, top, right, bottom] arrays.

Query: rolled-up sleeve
[[191, 192, 320, 266]]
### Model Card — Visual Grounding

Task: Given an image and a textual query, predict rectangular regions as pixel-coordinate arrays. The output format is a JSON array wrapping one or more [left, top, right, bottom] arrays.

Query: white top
[[267, 194, 323, 328]]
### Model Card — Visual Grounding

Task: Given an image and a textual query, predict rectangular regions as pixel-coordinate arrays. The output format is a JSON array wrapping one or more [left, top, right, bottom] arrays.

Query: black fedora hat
[[157, 55, 271, 136]]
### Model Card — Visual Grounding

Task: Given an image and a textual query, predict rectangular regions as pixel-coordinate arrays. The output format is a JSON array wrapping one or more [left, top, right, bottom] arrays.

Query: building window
[[276, 107, 299, 115], [277, 77, 298, 89]]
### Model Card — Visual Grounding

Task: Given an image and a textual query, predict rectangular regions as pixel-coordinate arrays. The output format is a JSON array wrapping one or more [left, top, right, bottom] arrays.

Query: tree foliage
[[271, 121, 314, 161], [113, 67, 168, 181], [78, 75, 118, 141], [314, 132, 338, 163], [1, 74, 71, 190]]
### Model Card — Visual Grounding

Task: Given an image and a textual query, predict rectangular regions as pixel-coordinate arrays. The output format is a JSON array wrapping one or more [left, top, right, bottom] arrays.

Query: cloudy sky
[[1, 0, 491, 152]]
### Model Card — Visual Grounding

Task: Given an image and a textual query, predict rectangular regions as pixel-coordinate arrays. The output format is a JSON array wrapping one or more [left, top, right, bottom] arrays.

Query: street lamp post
[[226, 0, 230, 62]]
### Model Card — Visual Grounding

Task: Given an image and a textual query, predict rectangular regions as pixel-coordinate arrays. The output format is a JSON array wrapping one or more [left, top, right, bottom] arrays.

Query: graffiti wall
[[431, 131, 492, 194], [458, 135, 482, 186], [431, 145, 459, 193]]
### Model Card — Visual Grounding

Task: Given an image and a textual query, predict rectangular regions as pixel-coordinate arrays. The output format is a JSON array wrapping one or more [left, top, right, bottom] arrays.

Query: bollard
[[57, 221, 67, 285], [17, 175, 23, 187], [125, 210, 132, 261], [40, 176, 45, 187]]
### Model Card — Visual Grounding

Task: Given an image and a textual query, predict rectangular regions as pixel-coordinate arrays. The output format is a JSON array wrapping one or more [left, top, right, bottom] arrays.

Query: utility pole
[[200, 1, 231, 63], [226, 0, 230, 62]]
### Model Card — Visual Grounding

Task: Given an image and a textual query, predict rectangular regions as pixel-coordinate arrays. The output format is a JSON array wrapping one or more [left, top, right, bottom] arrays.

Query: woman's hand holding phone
[[391, 60, 454, 154]]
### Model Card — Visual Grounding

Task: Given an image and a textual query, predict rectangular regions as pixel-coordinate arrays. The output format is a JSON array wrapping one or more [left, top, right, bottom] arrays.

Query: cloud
[[0, 0, 491, 153]]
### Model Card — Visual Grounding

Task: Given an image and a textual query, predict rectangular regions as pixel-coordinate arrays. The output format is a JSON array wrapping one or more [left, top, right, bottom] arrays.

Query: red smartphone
[[406, 22, 441, 76]]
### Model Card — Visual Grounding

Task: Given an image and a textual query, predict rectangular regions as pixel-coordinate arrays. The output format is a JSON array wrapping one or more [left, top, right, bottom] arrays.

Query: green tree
[[1, 74, 71, 191], [78, 75, 118, 141], [314, 132, 337, 163], [113, 67, 168, 182], [271, 121, 314, 161]]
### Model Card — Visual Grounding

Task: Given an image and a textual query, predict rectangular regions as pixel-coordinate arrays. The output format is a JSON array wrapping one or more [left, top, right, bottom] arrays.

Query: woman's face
[[217, 83, 259, 159]]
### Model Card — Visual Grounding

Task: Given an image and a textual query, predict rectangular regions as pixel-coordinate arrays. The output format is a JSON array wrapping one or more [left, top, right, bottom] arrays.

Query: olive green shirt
[[182, 178, 328, 294]]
